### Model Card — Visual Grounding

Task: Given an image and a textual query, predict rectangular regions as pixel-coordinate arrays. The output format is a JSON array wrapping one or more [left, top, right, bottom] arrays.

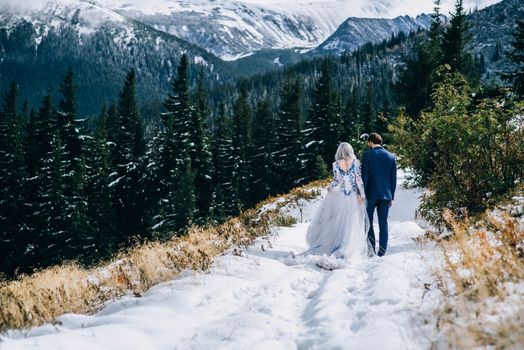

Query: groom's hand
[[389, 200, 393, 207]]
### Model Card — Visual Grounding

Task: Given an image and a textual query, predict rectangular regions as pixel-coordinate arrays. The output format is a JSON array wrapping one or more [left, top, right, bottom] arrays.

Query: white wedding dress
[[304, 159, 369, 262]]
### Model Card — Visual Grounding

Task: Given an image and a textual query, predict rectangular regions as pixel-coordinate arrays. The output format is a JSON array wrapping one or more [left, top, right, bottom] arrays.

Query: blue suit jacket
[[362, 146, 397, 202]]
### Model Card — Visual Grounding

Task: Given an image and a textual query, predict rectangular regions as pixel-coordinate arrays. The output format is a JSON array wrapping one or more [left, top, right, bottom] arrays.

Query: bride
[[304, 142, 369, 262]]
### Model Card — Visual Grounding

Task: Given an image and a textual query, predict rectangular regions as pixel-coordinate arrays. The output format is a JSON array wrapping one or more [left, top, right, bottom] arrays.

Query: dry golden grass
[[270, 214, 298, 227], [435, 208, 524, 349], [0, 178, 329, 332]]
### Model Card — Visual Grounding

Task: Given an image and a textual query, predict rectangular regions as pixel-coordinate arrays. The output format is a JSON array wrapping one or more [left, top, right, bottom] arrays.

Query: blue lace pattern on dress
[[328, 160, 366, 198]]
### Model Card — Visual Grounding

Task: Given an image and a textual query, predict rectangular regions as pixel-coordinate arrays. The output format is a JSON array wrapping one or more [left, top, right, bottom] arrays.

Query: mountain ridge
[[94, 0, 501, 60], [0, 0, 237, 117], [0, 0, 519, 117], [315, 14, 433, 54]]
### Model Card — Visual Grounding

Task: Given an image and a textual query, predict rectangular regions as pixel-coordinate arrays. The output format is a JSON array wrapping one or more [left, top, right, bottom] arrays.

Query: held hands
[[357, 196, 364, 205]]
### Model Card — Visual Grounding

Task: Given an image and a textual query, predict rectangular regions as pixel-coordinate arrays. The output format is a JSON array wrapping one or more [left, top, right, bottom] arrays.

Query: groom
[[362, 133, 397, 257]]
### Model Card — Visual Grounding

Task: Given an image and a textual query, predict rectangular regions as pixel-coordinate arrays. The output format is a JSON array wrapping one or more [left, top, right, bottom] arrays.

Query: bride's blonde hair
[[335, 142, 355, 161]]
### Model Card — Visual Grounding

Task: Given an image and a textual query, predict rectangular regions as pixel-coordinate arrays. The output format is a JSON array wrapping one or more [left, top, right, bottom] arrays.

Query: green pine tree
[[274, 77, 302, 190], [152, 55, 199, 235], [150, 126, 179, 236], [231, 81, 253, 209], [106, 102, 117, 144], [56, 68, 89, 260], [342, 87, 360, 143], [116, 69, 145, 161], [0, 82, 26, 275], [85, 106, 118, 261], [57, 67, 83, 174], [311, 155, 329, 181], [20, 99, 30, 136], [191, 69, 214, 222], [211, 103, 239, 221], [361, 81, 376, 133], [110, 69, 147, 243], [250, 96, 277, 203], [23, 93, 56, 269], [32, 133, 72, 269], [153, 149, 196, 235], [503, 20, 524, 95], [304, 59, 342, 166], [164, 54, 193, 157], [27, 93, 55, 174], [442, 0, 473, 76], [397, 0, 443, 118], [429, 0, 443, 61], [492, 41, 502, 62], [172, 154, 196, 231]]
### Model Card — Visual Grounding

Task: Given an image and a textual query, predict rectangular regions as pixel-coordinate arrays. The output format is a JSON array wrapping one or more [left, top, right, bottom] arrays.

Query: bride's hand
[[357, 197, 364, 205]]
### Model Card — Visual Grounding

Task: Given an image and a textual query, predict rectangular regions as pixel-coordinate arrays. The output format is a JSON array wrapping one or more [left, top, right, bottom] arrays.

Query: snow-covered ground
[[1, 173, 442, 349]]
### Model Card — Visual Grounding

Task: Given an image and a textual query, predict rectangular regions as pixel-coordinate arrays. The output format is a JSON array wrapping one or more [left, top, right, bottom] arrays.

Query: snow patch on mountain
[[317, 14, 434, 54], [93, 0, 501, 60], [0, 0, 128, 41], [0, 0, 504, 60], [194, 55, 208, 66]]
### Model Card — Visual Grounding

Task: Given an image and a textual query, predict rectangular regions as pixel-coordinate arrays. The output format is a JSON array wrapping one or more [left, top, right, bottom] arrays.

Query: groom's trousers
[[366, 199, 390, 256]]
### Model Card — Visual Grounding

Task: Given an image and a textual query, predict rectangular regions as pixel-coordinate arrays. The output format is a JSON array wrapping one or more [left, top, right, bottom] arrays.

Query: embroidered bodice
[[328, 159, 366, 198]]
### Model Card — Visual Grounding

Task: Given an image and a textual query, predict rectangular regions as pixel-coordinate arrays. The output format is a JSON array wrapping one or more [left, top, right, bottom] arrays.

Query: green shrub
[[390, 65, 524, 225]]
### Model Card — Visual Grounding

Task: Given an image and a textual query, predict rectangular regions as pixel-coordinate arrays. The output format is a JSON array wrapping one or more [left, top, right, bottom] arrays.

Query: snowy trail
[[1, 174, 441, 350]]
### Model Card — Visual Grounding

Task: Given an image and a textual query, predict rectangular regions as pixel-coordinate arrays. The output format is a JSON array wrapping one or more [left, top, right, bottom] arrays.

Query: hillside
[[96, 0, 501, 59], [314, 14, 433, 54], [467, 0, 524, 83], [0, 0, 236, 117], [1, 172, 443, 349]]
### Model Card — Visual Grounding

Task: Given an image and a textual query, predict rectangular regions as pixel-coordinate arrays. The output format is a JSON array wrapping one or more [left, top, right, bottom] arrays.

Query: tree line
[[395, 0, 488, 118], [391, 0, 524, 225], [0, 49, 369, 277]]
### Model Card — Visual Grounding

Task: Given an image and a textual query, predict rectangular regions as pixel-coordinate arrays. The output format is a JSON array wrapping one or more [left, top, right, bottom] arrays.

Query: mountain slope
[[319, 0, 524, 84], [0, 0, 236, 117], [228, 14, 433, 74], [0, 0, 517, 119], [315, 14, 433, 55], [97, 0, 351, 61], [95, 0, 502, 60], [467, 0, 524, 82], [1, 173, 442, 349]]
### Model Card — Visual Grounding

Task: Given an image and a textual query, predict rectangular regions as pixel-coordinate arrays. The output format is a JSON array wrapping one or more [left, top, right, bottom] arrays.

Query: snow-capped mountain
[[0, 0, 503, 61], [315, 14, 434, 55], [97, 0, 351, 61], [0, 0, 234, 116], [0, 0, 515, 117], [0, 0, 127, 36], [0, 0, 228, 70], [95, 0, 502, 60]]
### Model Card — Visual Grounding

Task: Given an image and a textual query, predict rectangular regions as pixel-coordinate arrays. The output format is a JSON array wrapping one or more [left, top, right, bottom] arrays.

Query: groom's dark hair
[[368, 133, 383, 145]]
